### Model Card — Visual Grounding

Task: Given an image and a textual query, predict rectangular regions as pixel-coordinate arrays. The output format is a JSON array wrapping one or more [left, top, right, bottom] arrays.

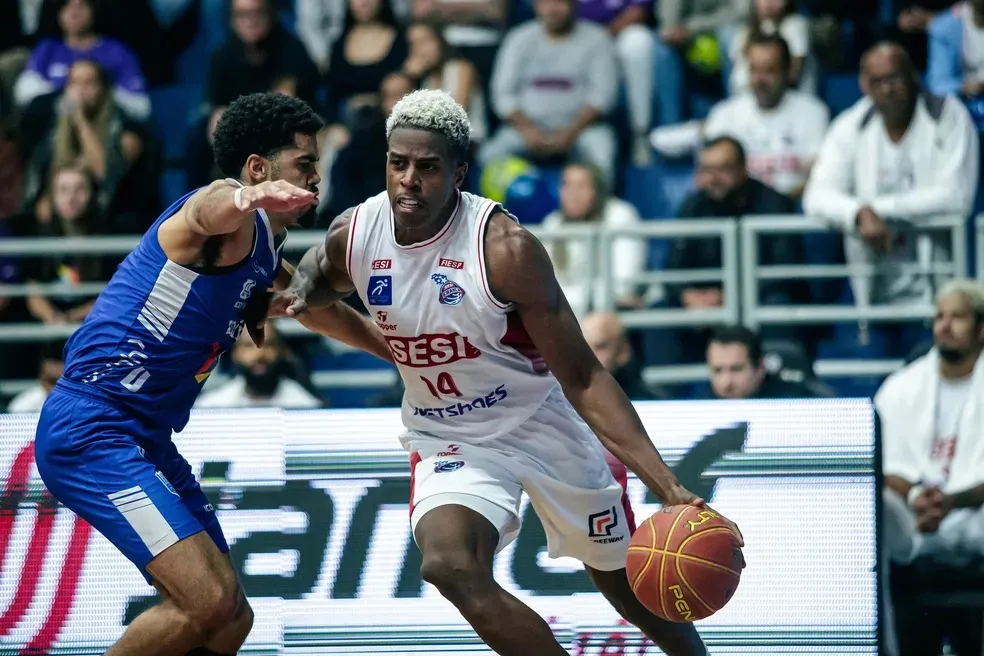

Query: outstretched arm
[[272, 260, 392, 363], [484, 213, 694, 506]]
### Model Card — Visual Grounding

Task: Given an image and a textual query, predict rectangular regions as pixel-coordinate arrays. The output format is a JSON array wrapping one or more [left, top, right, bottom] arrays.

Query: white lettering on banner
[[0, 401, 878, 654]]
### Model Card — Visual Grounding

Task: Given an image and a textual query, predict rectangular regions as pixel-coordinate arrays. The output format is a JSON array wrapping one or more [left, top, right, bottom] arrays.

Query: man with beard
[[32, 92, 390, 656], [878, 279, 984, 656], [196, 325, 322, 408]]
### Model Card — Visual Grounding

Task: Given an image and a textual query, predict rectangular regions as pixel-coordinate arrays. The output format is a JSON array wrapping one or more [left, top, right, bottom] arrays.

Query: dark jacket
[[666, 178, 808, 306]]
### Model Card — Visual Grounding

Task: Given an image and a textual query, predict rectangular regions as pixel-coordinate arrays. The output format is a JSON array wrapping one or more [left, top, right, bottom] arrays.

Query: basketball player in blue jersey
[[32, 93, 391, 656]]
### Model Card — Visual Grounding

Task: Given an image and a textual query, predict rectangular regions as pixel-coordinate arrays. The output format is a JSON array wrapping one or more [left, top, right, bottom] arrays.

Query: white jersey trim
[[475, 200, 511, 312]]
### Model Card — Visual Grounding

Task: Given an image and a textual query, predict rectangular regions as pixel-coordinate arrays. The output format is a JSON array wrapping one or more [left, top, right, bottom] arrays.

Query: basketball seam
[[630, 547, 741, 577], [673, 526, 735, 557], [657, 508, 690, 621], [629, 517, 658, 591], [675, 554, 715, 615]]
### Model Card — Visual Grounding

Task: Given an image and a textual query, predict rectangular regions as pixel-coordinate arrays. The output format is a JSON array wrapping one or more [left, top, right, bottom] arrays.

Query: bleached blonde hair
[[385, 89, 471, 158], [937, 279, 984, 320]]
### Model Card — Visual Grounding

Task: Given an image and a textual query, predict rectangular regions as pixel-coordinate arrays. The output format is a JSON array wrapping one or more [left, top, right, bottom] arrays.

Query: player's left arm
[[485, 213, 698, 508], [264, 262, 393, 363]]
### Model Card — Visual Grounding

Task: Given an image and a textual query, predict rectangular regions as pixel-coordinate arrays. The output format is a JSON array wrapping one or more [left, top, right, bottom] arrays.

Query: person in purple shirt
[[576, 0, 656, 165], [14, 0, 150, 120]]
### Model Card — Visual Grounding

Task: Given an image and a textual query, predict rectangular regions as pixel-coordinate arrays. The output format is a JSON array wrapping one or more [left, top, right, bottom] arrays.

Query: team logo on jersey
[[375, 311, 398, 332], [368, 275, 392, 306], [439, 258, 464, 270], [434, 460, 465, 473], [372, 259, 392, 270], [431, 273, 464, 305]]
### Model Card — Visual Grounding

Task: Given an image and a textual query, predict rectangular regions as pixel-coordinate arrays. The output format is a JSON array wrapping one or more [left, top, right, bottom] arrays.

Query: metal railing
[[0, 214, 979, 397]]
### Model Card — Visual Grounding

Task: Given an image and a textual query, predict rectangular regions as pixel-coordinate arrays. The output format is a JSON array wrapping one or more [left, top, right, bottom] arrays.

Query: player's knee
[[189, 578, 244, 635], [235, 597, 255, 636], [420, 550, 491, 602]]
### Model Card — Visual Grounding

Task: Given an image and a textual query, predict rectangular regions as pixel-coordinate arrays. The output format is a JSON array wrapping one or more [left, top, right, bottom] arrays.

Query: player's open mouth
[[396, 197, 422, 210]]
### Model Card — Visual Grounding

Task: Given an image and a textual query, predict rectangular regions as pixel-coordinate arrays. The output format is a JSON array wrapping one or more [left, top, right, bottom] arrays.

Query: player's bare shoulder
[[484, 211, 556, 307], [324, 205, 357, 264]]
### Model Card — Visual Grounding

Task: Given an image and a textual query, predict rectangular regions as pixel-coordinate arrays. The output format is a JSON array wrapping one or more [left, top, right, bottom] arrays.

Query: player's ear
[[244, 154, 269, 184], [454, 161, 468, 189]]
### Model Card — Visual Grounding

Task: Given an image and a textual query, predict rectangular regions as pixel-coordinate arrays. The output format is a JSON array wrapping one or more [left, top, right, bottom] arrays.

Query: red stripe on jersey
[[500, 311, 547, 373], [345, 204, 362, 280], [408, 451, 422, 517], [606, 452, 637, 534]]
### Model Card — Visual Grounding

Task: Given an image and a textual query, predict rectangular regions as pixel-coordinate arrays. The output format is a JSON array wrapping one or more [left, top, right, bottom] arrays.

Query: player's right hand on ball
[[237, 180, 317, 213], [665, 486, 745, 551]]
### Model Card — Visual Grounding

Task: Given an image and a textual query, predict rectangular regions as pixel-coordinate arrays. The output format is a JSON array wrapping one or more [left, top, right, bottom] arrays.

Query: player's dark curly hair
[[212, 93, 324, 178]]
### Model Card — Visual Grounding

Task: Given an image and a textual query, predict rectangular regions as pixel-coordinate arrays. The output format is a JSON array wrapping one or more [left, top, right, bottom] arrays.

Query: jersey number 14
[[420, 372, 462, 399]]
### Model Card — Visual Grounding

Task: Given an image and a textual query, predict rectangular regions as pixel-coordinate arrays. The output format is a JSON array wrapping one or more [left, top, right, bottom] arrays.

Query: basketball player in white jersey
[[276, 90, 742, 655]]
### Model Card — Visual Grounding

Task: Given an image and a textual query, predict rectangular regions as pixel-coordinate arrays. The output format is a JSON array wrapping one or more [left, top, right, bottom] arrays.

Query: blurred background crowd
[[1, 0, 984, 652]]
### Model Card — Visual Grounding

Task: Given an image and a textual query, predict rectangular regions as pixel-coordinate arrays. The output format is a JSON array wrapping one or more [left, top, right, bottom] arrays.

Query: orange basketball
[[626, 505, 743, 622]]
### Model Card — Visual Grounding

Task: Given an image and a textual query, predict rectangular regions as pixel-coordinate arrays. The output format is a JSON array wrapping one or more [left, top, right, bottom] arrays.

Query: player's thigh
[[407, 438, 524, 556], [34, 391, 210, 583], [152, 439, 230, 555]]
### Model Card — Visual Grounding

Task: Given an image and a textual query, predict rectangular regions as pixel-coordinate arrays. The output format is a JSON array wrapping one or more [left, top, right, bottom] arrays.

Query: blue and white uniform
[[34, 187, 284, 580]]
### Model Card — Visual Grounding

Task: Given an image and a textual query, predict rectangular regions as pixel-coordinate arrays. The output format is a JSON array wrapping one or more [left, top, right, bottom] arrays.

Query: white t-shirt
[[729, 15, 817, 96], [704, 90, 830, 195], [5, 385, 48, 413], [195, 377, 322, 409], [930, 375, 974, 484], [962, 2, 984, 84]]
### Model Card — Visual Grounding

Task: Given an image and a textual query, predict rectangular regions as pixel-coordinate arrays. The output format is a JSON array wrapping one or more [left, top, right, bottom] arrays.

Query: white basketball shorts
[[402, 388, 636, 571]]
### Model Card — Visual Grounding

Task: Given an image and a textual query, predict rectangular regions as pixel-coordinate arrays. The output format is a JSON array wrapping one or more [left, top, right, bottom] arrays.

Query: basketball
[[626, 505, 743, 622]]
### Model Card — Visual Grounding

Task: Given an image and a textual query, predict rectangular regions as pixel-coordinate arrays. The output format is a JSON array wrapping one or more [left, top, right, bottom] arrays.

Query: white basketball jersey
[[348, 191, 560, 441]]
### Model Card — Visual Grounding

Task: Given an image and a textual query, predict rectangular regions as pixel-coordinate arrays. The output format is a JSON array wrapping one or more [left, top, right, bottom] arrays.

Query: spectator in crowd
[[541, 161, 649, 317], [575, 0, 656, 165], [878, 279, 984, 656], [188, 0, 320, 187], [196, 327, 323, 409], [403, 21, 487, 144], [704, 33, 829, 199], [297, 0, 353, 73], [16, 164, 111, 326], [803, 42, 979, 352], [407, 0, 507, 120], [324, 0, 408, 129], [667, 137, 807, 316], [705, 324, 820, 398], [729, 0, 816, 96], [22, 60, 145, 222], [582, 311, 666, 400], [652, 0, 751, 125], [322, 71, 415, 220], [480, 0, 619, 182], [6, 340, 64, 413], [926, 0, 984, 99], [14, 0, 150, 121]]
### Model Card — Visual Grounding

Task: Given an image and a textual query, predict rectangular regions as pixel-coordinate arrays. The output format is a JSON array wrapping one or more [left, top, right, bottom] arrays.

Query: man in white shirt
[[877, 279, 984, 656], [704, 33, 829, 200], [803, 42, 979, 314], [196, 327, 322, 409], [5, 342, 63, 413]]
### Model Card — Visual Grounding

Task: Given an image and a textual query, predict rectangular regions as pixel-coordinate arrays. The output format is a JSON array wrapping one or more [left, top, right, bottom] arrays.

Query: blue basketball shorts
[[33, 382, 228, 583]]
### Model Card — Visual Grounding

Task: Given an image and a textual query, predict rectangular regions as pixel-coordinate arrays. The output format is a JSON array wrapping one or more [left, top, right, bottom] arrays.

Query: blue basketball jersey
[[62, 189, 285, 433]]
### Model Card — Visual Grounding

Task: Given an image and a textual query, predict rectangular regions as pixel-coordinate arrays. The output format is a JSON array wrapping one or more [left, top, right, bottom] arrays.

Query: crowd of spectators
[[0, 0, 981, 405]]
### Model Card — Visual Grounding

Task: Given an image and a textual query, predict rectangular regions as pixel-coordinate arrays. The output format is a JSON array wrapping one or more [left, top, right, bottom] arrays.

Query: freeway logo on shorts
[[588, 507, 619, 539]]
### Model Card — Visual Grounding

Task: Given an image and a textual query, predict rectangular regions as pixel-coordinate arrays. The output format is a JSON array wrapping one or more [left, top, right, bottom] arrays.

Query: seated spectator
[[705, 324, 819, 398], [407, 0, 506, 121], [297, 0, 352, 74], [22, 60, 145, 221], [6, 341, 64, 413], [323, 71, 415, 220], [15, 165, 112, 326], [480, 0, 619, 182], [188, 0, 321, 187], [803, 42, 978, 353], [325, 0, 408, 131], [926, 0, 984, 100], [541, 161, 648, 316], [652, 0, 750, 125], [196, 327, 323, 409], [878, 279, 984, 656], [403, 21, 486, 143], [729, 0, 816, 96], [14, 0, 149, 121], [704, 33, 828, 199], [575, 0, 655, 165], [582, 311, 667, 399]]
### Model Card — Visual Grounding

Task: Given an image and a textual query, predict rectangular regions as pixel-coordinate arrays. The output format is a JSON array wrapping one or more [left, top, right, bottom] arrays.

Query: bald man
[[582, 311, 662, 400]]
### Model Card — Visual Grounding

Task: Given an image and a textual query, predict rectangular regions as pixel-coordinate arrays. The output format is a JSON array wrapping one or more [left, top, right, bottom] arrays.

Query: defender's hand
[[237, 180, 317, 213]]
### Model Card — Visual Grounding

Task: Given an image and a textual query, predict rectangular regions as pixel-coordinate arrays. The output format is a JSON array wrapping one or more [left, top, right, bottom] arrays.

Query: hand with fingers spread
[[235, 180, 318, 214]]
